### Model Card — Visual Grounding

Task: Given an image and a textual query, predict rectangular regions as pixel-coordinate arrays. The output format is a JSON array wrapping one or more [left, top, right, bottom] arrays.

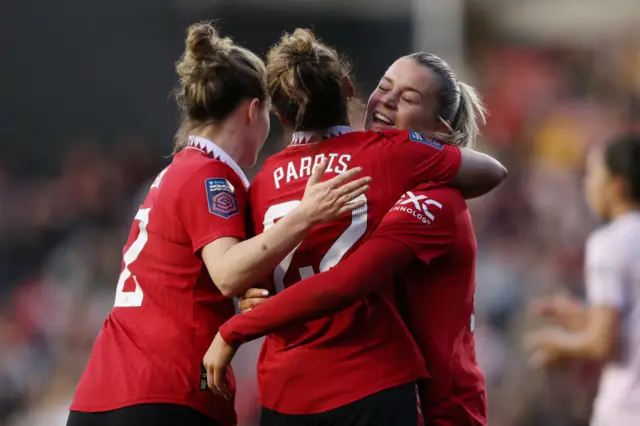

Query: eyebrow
[[381, 76, 423, 96]]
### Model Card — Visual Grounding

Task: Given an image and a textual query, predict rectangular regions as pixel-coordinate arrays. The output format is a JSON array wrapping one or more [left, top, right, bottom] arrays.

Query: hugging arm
[[452, 149, 507, 199]]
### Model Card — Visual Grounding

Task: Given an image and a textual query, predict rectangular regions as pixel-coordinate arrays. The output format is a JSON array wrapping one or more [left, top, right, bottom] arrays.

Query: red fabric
[[394, 185, 487, 426], [244, 130, 461, 415], [71, 148, 248, 426], [222, 182, 487, 424], [219, 237, 415, 345]]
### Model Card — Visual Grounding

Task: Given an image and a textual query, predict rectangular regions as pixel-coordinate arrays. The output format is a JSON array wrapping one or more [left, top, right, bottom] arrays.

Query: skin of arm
[[526, 229, 624, 367], [202, 162, 370, 297], [202, 208, 312, 297], [571, 305, 620, 359], [454, 149, 507, 199], [525, 305, 620, 367]]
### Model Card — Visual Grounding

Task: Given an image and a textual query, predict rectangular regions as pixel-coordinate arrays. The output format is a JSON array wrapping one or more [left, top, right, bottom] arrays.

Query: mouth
[[372, 112, 395, 128]]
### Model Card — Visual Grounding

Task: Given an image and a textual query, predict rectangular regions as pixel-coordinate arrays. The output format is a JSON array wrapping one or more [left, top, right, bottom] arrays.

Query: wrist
[[289, 205, 317, 229], [219, 321, 243, 348]]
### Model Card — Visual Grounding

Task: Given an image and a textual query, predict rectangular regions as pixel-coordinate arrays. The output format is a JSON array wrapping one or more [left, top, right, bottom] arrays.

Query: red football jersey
[[248, 128, 462, 414], [71, 137, 249, 426], [381, 183, 488, 426]]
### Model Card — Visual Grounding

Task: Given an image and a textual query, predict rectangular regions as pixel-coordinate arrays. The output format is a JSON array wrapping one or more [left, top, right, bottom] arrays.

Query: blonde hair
[[407, 52, 487, 148]]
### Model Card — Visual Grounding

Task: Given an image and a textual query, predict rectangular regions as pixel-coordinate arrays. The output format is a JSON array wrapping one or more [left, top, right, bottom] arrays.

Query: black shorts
[[67, 403, 220, 426], [261, 383, 420, 426]]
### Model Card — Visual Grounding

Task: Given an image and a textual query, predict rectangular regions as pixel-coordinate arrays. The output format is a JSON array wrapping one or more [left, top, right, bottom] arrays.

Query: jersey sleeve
[[383, 130, 462, 185], [219, 236, 415, 346], [585, 229, 626, 308], [177, 163, 248, 253], [378, 186, 458, 264]]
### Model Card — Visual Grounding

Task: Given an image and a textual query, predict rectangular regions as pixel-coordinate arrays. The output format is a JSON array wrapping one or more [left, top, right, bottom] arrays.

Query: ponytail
[[448, 82, 487, 148]]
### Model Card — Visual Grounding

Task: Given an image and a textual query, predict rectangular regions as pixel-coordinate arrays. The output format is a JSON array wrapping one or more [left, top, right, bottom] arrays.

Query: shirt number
[[263, 194, 368, 292], [113, 168, 168, 308], [113, 208, 149, 307]]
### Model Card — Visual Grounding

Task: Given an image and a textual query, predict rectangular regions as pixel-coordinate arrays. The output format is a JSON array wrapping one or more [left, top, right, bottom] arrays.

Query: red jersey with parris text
[[384, 183, 487, 426], [70, 136, 248, 426], [248, 126, 462, 414]]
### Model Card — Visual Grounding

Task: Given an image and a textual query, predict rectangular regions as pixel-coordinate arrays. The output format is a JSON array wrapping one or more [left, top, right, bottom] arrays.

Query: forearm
[[454, 149, 507, 199], [554, 331, 606, 359], [548, 304, 618, 361], [537, 323, 613, 363], [219, 237, 414, 346], [218, 208, 312, 295]]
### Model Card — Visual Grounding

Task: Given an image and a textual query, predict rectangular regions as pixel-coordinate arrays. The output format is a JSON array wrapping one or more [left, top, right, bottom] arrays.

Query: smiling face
[[365, 57, 444, 133]]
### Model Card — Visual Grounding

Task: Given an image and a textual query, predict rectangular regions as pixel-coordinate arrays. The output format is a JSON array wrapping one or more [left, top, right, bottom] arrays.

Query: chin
[[243, 155, 259, 168], [588, 205, 608, 222]]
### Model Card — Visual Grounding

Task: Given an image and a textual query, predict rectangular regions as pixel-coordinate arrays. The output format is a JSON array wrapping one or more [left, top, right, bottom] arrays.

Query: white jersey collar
[[291, 126, 355, 146], [187, 135, 250, 189]]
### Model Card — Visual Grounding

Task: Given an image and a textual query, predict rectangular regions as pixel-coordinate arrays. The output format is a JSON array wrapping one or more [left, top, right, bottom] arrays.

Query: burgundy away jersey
[[71, 137, 249, 426], [380, 183, 487, 425], [249, 128, 462, 414]]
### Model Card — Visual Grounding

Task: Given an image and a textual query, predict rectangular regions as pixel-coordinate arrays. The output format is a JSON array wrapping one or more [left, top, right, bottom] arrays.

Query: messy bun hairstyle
[[266, 29, 353, 131], [174, 22, 268, 149]]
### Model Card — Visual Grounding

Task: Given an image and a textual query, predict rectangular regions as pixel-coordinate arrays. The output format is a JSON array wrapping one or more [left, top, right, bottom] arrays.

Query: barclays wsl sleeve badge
[[409, 131, 443, 150], [205, 178, 239, 219]]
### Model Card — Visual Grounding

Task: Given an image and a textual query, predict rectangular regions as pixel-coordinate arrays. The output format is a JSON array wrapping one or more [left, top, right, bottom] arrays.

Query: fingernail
[[261, 290, 269, 296], [365, 177, 372, 182], [245, 308, 252, 312]]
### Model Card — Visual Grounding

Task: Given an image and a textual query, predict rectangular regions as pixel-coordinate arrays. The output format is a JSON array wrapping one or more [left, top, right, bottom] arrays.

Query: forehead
[[383, 57, 437, 94]]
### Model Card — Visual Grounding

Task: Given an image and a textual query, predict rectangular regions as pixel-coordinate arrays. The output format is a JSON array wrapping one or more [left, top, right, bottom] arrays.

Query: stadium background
[[1, 0, 639, 424]]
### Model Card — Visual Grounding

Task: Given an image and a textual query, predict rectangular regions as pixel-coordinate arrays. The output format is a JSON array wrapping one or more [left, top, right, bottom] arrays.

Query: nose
[[380, 90, 398, 110]]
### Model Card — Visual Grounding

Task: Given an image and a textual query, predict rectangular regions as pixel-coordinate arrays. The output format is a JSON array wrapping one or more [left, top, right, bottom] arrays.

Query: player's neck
[[290, 125, 354, 145], [193, 124, 244, 165], [610, 201, 640, 220]]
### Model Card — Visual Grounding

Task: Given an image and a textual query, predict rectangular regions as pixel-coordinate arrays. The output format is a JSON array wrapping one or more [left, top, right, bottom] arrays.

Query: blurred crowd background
[[1, 0, 639, 425]]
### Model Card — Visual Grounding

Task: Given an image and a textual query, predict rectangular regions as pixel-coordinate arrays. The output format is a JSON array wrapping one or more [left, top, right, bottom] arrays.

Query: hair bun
[[185, 22, 232, 62], [177, 22, 234, 85], [280, 29, 317, 64], [173, 21, 268, 151]]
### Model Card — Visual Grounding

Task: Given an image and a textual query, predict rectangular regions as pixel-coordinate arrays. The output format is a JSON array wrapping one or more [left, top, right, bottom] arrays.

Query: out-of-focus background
[[1, 0, 639, 425]]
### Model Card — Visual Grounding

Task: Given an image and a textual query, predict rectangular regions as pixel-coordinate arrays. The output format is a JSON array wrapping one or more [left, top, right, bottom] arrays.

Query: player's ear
[[247, 98, 261, 124], [612, 175, 627, 201], [343, 76, 355, 98]]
